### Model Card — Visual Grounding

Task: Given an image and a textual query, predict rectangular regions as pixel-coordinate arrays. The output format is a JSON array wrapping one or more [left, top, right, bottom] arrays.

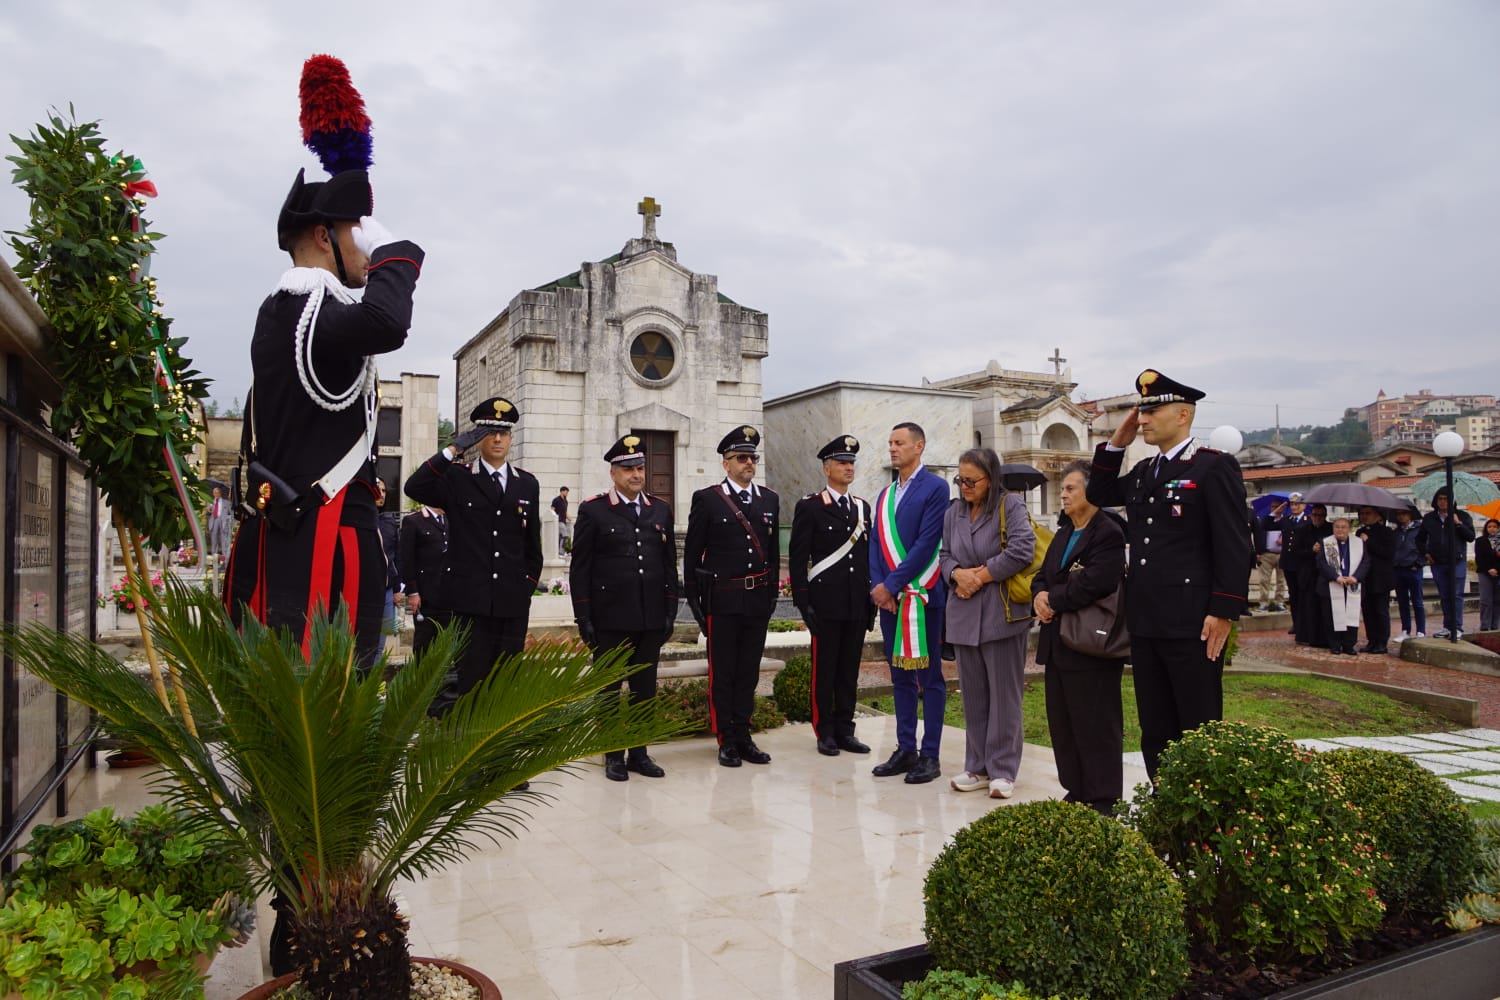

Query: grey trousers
[[954, 632, 1027, 781]]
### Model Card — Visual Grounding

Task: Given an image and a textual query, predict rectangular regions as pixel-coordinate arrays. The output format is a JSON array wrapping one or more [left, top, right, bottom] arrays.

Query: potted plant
[[0, 804, 254, 999], [5, 581, 680, 999]]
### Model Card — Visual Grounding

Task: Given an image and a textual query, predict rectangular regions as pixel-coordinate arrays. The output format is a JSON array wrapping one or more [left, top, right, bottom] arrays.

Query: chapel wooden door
[[634, 430, 674, 504]]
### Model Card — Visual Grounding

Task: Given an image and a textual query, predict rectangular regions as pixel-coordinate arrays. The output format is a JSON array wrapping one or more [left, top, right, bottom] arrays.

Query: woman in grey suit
[[939, 447, 1036, 799]]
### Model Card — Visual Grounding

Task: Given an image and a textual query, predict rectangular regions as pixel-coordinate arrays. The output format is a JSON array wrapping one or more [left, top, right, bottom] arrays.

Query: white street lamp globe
[[1209, 425, 1243, 455], [1433, 430, 1465, 458]]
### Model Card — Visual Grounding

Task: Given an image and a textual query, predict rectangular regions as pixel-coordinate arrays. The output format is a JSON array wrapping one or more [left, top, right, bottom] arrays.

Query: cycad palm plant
[[5, 579, 681, 998]]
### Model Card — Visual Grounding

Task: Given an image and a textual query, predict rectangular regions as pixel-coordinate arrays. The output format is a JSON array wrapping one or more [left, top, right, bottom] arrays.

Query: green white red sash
[[875, 482, 940, 670]]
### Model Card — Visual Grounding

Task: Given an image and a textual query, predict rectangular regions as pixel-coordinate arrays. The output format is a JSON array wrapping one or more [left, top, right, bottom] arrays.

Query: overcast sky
[[3, 1, 1497, 434]]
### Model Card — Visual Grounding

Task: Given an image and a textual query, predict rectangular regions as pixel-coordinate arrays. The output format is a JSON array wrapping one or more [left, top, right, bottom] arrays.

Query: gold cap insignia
[[494, 400, 511, 417], [844, 436, 856, 448], [623, 435, 640, 450], [1138, 370, 1159, 389], [745, 427, 758, 440]]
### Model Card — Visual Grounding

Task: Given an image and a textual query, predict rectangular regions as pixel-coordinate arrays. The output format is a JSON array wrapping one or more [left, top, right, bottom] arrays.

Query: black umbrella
[[1000, 463, 1048, 491], [1303, 482, 1416, 516]]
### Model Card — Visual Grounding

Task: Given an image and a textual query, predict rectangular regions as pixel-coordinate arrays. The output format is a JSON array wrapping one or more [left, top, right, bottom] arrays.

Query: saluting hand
[[1109, 408, 1140, 449]]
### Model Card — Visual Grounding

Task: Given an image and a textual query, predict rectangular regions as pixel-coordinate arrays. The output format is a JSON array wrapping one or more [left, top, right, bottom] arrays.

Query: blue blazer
[[870, 466, 949, 612]]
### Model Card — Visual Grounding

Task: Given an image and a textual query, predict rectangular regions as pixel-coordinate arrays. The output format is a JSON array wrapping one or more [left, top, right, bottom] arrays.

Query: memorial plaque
[[14, 443, 60, 804], [63, 461, 92, 744]]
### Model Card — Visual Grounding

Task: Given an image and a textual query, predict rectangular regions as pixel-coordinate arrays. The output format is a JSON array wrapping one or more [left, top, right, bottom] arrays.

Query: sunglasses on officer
[[729, 453, 760, 464]]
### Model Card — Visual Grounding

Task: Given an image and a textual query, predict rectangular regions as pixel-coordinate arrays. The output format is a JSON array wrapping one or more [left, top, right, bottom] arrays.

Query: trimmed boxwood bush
[[924, 800, 1187, 1000], [654, 678, 785, 735], [773, 653, 813, 722], [903, 969, 1063, 1000], [1322, 747, 1480, 916], [1126, 721, 1386, 964]]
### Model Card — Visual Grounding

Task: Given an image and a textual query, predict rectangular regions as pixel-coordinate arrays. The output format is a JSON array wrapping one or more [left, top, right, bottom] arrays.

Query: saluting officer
[[684, 426, 780, 767], [1086, 369, 1250, 780], [789, 435, 875, 757], [405, 396, 543, 716], [570, 434, 679, 781]]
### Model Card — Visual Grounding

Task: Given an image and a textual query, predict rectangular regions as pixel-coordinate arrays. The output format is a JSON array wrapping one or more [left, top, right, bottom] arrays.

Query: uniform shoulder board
[[645, 491, 671, 507], [587, 492, 608, 502], [514, 466, 538, 481], [1197, 447, 1222, 455], [801, 492, 819, 501], [759, 485, 779, 498]]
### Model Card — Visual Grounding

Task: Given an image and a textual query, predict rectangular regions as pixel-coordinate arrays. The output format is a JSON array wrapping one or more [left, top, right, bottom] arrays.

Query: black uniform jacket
[[569, 491, 679, 632], [1354, 521, 1395, 591], [1032, 510, 1128, 668], [404, 455, 542, 617], [683, 480, 780, 618], [245, 243, 423, 530], [1088, 439, 1250, 638], [399, 508, 449, 608], [788, 488, 873, 621]]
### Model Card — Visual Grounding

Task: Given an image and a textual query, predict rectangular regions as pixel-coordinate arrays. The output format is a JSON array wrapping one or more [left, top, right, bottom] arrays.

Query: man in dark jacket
[[1419, 486, 1476, 638], [399, 505, 448, 661], [1291, 505, 1334, 648], [1355, 506, 1395, 653], [789, 435, 875, 757], [405, 396, 543, 715], [570, 434, 679, 781], [684, 425, 780, 767], [1087, 369, 1250, 780], [1276, 494, 1308, 638]]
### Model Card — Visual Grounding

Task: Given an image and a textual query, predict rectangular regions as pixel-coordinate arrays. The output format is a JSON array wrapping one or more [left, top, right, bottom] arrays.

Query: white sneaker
[[1395, 631, 1409, 641], [1433, 629, 1450, 639], [1415, 632, 1426, 638], [989, 777, 1015, 799], [950, 771, 987, 792]]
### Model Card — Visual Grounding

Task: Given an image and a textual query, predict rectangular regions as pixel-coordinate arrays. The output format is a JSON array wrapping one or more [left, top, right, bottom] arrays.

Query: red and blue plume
[[299, 54, 372, 175]]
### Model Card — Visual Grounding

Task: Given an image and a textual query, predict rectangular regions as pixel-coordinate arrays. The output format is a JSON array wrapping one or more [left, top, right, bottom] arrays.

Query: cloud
[[2, 0, 1496, 437]]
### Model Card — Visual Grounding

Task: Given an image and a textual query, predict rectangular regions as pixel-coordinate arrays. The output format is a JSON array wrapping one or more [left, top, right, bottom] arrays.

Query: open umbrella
[[1303, 482, 1417, 515], [1000, 463, 1047, 491], [1409, 470, 1500, 509], [1466, 498, 1500, 522], [1250, 493, 1290, 518]]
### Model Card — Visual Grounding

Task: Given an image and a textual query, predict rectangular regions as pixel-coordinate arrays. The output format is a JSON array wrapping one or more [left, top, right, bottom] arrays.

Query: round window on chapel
[[629, 331, 675, 382]]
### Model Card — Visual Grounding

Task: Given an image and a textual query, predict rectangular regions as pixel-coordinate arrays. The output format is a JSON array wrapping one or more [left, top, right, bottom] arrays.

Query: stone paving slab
[[1321, 734, 1473, 753], [1406, 757, 1472, 776], [1294, 738, 1349, 753], [1460, 774, 1500, 789], [1456, 728, 1500, 743], [1405, 731, 1500, 749], [1443, 780, 1500, 801]]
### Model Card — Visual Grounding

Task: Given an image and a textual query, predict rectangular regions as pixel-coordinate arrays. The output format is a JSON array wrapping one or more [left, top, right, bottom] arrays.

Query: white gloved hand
[[352, 216, 397, 256]]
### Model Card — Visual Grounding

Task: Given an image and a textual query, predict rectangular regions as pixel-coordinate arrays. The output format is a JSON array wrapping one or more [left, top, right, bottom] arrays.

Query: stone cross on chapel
[[638, 196, 661, 241], [1049, 347, 1067, 383]]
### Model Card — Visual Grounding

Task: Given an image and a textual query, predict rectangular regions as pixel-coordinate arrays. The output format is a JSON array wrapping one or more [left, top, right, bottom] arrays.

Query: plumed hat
[[276, 54, 375, 249]]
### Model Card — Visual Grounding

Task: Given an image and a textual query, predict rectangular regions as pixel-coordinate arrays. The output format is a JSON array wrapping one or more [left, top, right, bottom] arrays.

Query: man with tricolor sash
[[869, 422, 951, 785]]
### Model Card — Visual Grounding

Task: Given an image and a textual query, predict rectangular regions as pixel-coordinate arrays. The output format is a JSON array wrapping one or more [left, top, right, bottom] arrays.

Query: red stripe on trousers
[[705, 615, 720, 742], [303, 489, 351, 657], [809, 632, 821, 733]]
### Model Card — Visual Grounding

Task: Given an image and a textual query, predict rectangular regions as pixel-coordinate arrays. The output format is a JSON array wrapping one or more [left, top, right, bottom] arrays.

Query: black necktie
[[739, 490, 751, 504], [839, 495, 850, 522], [628, 500, 639, 520], [492, 471, 504, 496]]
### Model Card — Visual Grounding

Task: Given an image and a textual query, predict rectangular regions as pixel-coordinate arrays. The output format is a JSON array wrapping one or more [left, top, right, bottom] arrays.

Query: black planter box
[[834, 927, 1500, 1000]]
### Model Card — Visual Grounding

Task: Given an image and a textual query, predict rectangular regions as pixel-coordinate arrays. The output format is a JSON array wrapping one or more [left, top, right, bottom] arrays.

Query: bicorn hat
[[817, 435, 859, 462], [717, 425, 760, 455], [470, 396, 519, 428], [604, 434, 647, 467], [1135, 369, 1206, 410]]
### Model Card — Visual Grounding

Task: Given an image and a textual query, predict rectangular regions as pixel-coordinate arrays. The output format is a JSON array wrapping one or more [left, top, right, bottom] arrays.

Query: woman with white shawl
[[1317, 516, 1368, 654]]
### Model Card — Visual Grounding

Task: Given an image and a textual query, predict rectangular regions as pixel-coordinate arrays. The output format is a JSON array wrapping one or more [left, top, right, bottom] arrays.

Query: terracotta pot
[[234, 956, 501, 1000]]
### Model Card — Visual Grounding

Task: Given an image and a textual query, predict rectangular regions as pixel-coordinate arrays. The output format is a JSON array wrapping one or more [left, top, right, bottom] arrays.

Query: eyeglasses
[[953, 475, 989, 489], [730, 454, 760, 464]]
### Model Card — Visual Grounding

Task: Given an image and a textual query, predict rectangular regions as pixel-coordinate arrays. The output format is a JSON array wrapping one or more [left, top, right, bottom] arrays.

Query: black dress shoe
[[872, 749, 918, 777], [718, 744, 743, 767], [604, 759, 629, 782], [627, 755, 665, 778], [817, 737, 840, 756], [836, 736, 871, 754], [1360, 645, 1388, 655], [737, 740, 772, 765], [904, 756, 941, 784]]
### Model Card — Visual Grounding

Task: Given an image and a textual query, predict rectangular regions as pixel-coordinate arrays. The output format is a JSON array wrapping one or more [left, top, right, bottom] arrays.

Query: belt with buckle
[[717, 572, 769, 591]]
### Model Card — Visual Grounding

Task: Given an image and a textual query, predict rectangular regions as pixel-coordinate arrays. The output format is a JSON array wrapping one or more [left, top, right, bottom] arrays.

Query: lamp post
[[1432, 430, 1465, 643]]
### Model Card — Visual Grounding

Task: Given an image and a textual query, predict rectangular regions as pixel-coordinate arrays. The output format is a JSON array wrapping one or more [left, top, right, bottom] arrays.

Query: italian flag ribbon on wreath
[[875, 483, 941, 670]]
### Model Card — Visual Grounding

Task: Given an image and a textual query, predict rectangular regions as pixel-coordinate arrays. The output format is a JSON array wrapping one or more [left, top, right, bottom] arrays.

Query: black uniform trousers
[[811, 618, 864, 741], [1296, 566, 1331, 648], [594, 629, 665, 762], [1044, 662, 1125, 813], [1284, 570, 1303, 636], [430, 612, 527, 717], [1361, 587, 1391, 649], [1131, 634, 1225, 780], [707, 610, 772, 745]]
